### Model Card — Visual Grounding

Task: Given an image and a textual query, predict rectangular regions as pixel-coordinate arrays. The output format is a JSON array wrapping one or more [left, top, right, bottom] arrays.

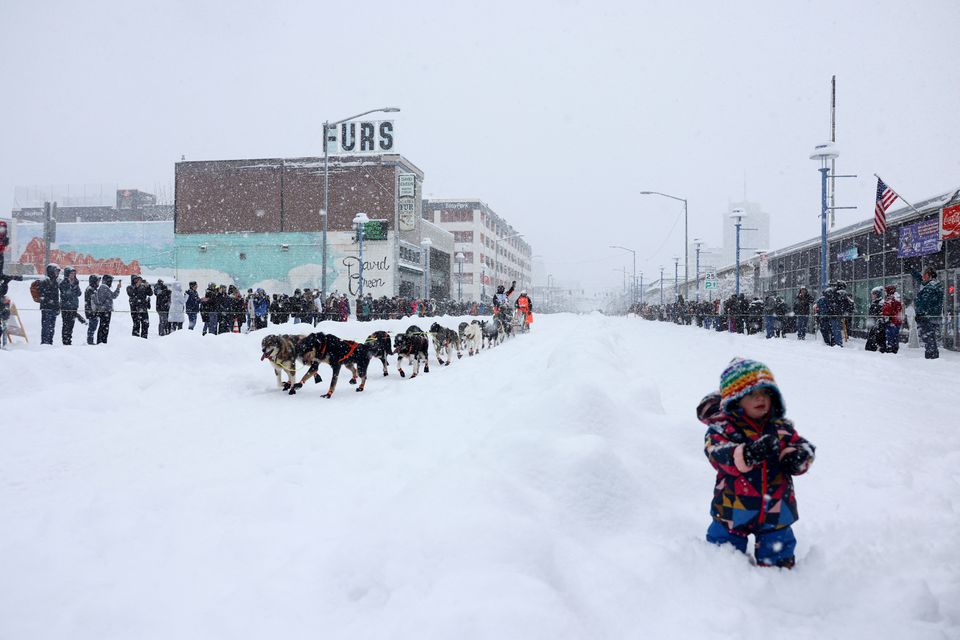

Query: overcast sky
[[2, 0, 958, 291]]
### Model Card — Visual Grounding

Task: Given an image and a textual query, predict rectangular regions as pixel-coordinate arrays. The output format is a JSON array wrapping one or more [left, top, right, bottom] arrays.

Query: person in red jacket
[[881, 284, 903, 354], [698, 357, 815, 568], [515, 290, 533, 332]]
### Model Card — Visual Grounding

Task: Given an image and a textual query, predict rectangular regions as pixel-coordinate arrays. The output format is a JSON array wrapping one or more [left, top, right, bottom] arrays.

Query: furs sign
[[325, 120, 395, 154]]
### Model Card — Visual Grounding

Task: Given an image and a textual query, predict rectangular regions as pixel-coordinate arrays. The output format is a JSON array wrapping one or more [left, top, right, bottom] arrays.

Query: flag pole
[[874, 173, 922, 215]]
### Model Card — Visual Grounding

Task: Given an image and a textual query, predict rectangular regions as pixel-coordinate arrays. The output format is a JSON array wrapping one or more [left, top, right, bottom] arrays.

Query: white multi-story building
[[722, 201, 770, 267], [422, 199, 532, 302]]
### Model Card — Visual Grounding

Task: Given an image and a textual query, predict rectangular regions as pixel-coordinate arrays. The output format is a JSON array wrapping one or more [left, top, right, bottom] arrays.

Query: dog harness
[[338, 340, 359, 363]]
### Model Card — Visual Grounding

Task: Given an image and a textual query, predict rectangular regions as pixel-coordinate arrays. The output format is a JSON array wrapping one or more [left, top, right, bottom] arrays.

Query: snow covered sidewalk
[[1, 307, 958, 639]]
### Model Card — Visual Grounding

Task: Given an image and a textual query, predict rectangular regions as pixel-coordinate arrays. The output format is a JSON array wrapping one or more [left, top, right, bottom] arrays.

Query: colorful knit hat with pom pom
[[720, 357, 785, 418]]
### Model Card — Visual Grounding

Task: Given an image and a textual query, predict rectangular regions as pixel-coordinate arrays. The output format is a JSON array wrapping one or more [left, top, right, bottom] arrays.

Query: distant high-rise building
[[722, 201, 770, 267], [422, 198, 532, 302]]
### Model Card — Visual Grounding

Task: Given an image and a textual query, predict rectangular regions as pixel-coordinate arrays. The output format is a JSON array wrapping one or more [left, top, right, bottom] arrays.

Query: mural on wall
[[174, 231, 394, 294], [14, 221, 174, 275], [19, 238, 143, 275], [12, 220, 395, 294]]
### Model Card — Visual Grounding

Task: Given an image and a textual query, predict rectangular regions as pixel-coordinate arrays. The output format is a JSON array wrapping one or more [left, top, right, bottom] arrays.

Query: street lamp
[[673, 256, 680, 301], [352, 212, 369, 297], [754, 249, 768, 298], [693, 238, 704, 302], [322, 106, 401, 300], [613, 267, 627, 295], [640, 191, 688, 300], [638, 271, 644, 306], [659, 265, 664, 307], [730, 209, 756, 297], [455, 252, 465, 302], [494, 232, 523, 291], [610, 245, 636, 307], [420, 237, 432, 300], [810, 142, 839, 291]]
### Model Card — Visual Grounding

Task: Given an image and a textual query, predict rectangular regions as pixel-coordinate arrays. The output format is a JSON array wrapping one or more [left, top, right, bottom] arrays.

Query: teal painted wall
[[16, 221, 174, 269]]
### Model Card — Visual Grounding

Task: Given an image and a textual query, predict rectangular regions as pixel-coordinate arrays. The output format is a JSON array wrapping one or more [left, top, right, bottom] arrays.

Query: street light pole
[[455, 252, 464, 302], [731, 210, 744, 297], [640, 191, 688, 300], [352, 212, 369, 298], [659, 265, 664, 307], [810, 143, 840, 291], [322, 106, 400, 300], [610, 245, 636, 307], [693, 239, 704, 302], [673, 257, 680, 301], [420, 237, 432, 300], [729, 209, 757, 299]]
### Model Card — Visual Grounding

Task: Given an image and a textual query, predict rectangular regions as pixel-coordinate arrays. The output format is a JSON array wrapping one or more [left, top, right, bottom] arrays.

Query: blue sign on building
[[897, 219, 941, 258]]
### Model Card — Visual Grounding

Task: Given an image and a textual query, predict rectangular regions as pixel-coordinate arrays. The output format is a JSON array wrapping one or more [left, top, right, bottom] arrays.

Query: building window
[[441, 209, 475, 223], [868, 254, 883, 278], [453, 230, 474, 243], [947, 240, 960, 269], [400, 246, 421, 263], [883, 251, 900, 275], [854, 257, 868, 280]]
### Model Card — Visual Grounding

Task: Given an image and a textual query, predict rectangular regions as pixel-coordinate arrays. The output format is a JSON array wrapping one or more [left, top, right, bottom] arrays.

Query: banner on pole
[[897, 219, 941, 258]]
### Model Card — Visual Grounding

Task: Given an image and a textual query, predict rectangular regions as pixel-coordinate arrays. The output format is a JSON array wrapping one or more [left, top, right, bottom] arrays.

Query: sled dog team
[[260, 319, 515, 398]]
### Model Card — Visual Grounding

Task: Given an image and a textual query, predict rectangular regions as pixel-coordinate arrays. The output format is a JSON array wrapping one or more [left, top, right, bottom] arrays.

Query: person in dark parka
[[38, 263, 61, 345], [84, 275, 100, 345], [912, 267, 944, 359], [58, 266, 86, 345], [864, 286, 887, 353], [126, 275, 153, 338], [94, 275, 122, 344], [793, 287, 813, 340], [153, 279, 171, 336], [185, 281, 200, 330]]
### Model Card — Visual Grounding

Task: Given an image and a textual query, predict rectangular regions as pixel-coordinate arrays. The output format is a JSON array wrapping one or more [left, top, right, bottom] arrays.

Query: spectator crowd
[[626, 268, 946, 359], [12, 266, 496, 346]]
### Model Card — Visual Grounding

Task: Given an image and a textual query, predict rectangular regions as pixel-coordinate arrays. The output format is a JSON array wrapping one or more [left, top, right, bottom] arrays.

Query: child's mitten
[[743, 434, 777, 467]]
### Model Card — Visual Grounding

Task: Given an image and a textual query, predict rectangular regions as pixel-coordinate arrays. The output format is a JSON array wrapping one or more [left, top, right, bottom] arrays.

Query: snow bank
[[2, 282, 958, 639]]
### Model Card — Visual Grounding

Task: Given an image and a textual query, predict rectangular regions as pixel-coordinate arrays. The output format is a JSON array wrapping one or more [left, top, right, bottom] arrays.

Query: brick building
[[174, 154, 455, 298]]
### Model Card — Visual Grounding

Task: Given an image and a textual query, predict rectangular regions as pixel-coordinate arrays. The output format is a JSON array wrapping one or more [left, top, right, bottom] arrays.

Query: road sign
[[705, 279, 719, 290]]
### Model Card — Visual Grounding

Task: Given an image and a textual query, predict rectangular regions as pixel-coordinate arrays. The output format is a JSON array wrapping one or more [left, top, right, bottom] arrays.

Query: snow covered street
[[2, 301, 959, 639]]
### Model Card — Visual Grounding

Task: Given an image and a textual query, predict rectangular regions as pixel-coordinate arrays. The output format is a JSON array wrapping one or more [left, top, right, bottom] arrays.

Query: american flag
[[874, 178, 898, 235]]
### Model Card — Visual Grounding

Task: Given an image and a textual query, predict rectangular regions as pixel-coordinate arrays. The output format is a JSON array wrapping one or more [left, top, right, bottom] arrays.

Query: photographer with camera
[[126, 275, 153, 339]]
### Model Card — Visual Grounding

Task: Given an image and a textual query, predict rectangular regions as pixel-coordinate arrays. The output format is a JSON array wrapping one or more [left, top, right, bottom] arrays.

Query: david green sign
[[325, 120, 395, 154], [398, 174, 415, 198]]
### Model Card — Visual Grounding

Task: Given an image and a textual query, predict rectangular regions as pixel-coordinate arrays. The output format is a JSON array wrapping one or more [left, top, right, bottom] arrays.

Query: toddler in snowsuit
[[697, 357, 815, 568]]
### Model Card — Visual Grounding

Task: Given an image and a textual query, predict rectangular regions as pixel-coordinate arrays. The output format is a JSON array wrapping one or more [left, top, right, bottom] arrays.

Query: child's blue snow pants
[[706, 520, 796, 566]]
